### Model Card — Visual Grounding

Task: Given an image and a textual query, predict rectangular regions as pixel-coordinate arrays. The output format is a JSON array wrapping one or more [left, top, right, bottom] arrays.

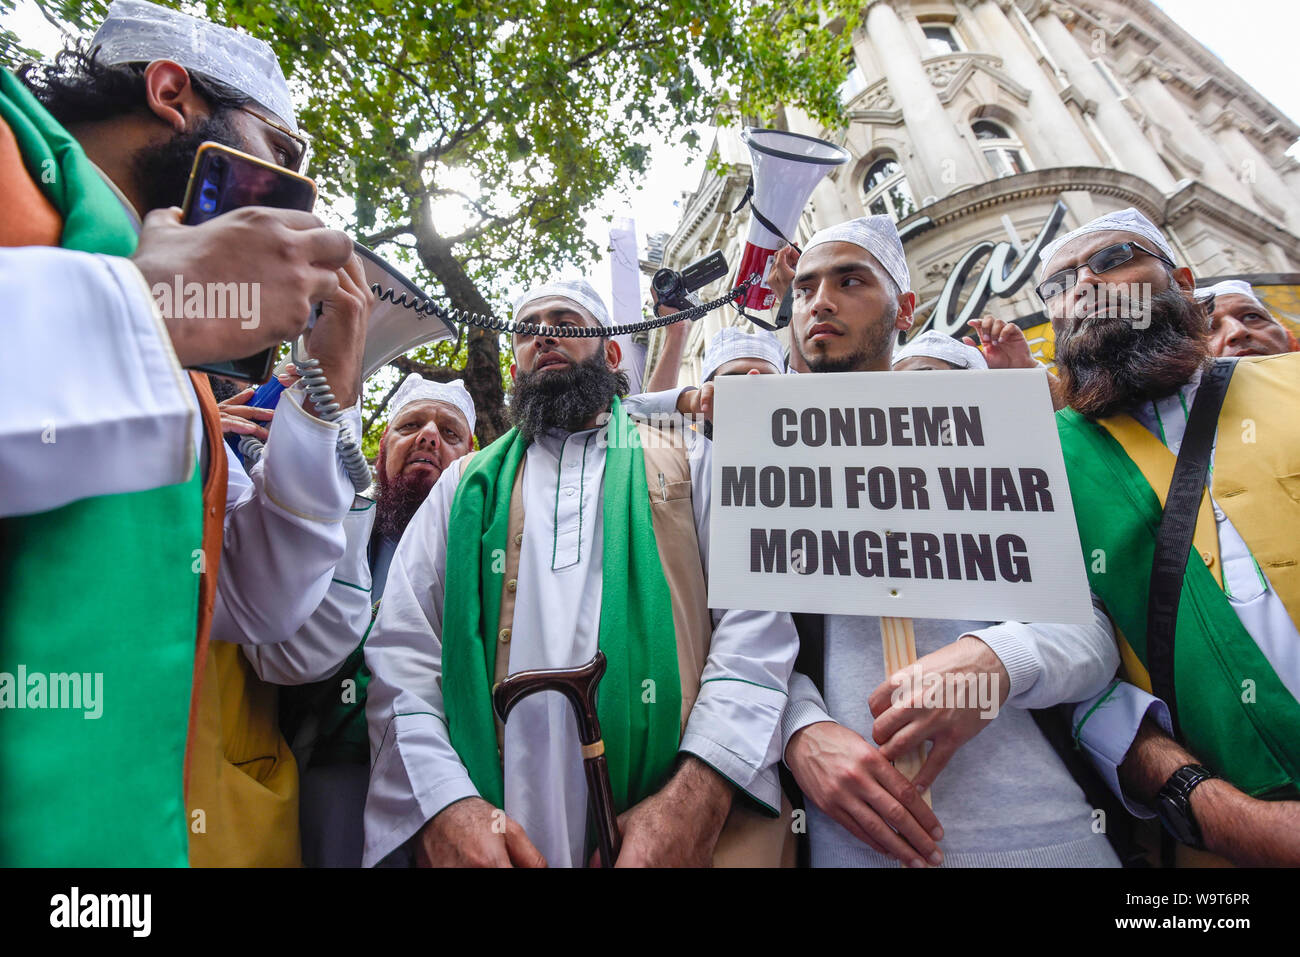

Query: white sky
[[5, 0, 1298, 309]]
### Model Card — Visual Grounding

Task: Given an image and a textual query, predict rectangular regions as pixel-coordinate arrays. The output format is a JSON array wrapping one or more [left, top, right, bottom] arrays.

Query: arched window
[[863, 157, 917, 222], [973, 120, 1030, 178], [922, 24, 963, 55]]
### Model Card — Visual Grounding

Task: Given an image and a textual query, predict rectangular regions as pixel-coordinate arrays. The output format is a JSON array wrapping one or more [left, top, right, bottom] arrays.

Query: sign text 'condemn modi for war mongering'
[[707, 369, 1093, 624]]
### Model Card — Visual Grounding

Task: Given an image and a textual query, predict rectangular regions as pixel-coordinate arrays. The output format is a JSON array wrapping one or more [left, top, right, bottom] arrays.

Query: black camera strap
[[1145, 357, 1237, 737], [731, 177, 801, 254]]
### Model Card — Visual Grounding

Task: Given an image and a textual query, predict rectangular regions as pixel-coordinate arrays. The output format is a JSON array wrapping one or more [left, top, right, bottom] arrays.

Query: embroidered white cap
[[90, 0, 297, 131], [1038, 207, 1175, 278], [512, 279, 610, 328], [1195, 279, 1282, 328], [701, 327, 787, 382], [802, 215, 911, 294], [389, 374, 476, 434], [892, 329, 988, 370], [1195, 279, 1260, 305]]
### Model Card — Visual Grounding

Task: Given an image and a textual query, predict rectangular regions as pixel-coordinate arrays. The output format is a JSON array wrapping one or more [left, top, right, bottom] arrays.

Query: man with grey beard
[[1040, 208, 1300, 867], [361, 279, 799, 868]]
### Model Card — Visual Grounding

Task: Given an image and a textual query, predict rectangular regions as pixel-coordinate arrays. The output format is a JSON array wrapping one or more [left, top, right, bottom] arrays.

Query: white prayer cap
[[89, 0, 298, 132], [892, 330, 988, 370], [701, 327, 786, 383], [1195, 279, 1261, 305], [1038, 207, 1175, 277], [803, 215, 910, 294], [388, 374, 476, 434], [512, 279, 610, 328]]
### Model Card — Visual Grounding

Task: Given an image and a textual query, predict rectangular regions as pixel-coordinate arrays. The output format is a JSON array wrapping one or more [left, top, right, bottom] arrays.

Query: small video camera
[[651, 249, 728, 316]]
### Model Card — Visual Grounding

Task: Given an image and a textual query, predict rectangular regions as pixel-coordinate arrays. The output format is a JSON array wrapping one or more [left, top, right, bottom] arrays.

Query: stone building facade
[[649, 0, 1300, 386]]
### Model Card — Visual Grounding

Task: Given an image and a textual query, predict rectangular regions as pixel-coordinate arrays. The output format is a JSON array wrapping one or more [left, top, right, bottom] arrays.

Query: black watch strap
[[1156, 763, 1215, 850]]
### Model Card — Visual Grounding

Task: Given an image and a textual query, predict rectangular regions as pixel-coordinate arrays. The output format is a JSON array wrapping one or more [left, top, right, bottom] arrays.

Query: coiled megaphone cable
[[369, 273, 762, 339], [236, 338, 373, 493]]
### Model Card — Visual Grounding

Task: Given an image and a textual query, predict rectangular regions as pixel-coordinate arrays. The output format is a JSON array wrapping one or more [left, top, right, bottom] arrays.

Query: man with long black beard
[[362, 279, 799, 867], [1039, 208, 1300, 866]]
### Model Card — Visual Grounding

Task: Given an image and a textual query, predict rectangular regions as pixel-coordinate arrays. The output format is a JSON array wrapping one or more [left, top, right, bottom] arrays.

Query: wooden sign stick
[[880, 615, 932, 807]]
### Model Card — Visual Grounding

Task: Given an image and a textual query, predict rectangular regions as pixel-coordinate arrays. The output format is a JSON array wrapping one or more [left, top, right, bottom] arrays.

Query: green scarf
[[441, 395, 681, 813], [1057, 407, 1300, 798], [0, 70, 136, 255], [0, 70, 201, 865]]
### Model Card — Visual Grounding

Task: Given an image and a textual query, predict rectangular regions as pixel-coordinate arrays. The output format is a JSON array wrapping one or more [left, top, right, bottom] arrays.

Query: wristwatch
[[1155, 764, 1215, 849]]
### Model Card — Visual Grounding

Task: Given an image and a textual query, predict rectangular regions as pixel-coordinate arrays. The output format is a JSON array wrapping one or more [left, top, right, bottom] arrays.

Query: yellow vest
[[1094, 353, 1300, 691]]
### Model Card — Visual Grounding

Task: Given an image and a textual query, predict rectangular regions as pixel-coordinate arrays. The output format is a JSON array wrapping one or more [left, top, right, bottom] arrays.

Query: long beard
[[131, 110, 244, 212], [374, 472, 434, 541], [1055, 286, 1210, 419], [509, 349, 629, 442]]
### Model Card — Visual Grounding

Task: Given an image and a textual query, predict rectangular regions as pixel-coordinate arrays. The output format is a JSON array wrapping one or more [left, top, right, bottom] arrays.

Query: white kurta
[[1071, 364, 1300, 813], [4, 243, 361, 648], [212, 383, 361, 647], [243, 496, 376, 684], [1, 247, 197, 516], [363, 420, 797, 867]]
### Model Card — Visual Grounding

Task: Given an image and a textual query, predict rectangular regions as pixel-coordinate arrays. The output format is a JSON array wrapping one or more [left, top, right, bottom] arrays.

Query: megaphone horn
[[353, 242, 458, 381], [734, 128, 850, 311]]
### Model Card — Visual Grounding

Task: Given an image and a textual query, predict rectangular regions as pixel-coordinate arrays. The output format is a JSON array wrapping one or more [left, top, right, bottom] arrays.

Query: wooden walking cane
[[492, 651, 621, 867], [880, 616, 932, 807]]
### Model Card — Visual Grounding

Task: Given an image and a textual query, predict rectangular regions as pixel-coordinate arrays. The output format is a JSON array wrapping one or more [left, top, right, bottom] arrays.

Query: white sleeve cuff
[[680, 678, 788, 815], [260, 386, 356, 522], [622, 386, 691, 417], [1071, 681, 1173, 818], [965, 623, 1042, 701], [780, 670, 835, 758]]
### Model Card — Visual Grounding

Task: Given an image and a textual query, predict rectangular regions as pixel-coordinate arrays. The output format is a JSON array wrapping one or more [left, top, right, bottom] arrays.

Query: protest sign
[[708, 368, 1092, 624]]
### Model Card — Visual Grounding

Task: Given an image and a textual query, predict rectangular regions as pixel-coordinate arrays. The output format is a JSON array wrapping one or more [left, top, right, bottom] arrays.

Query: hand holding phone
[[131, 205, 354, 371]]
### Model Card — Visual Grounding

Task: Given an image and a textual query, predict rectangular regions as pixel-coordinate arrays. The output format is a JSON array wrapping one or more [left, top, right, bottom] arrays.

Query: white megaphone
[[734, 128, 850, 311], [353, 242, 458, 380]]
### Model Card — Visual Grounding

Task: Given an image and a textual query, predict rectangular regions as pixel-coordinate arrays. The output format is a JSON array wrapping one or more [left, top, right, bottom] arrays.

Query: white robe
[[362, 419, 797, 867]]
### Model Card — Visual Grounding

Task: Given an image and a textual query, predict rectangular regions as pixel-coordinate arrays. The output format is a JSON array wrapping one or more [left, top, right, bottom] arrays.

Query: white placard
[[707, 369, 1093, 624]]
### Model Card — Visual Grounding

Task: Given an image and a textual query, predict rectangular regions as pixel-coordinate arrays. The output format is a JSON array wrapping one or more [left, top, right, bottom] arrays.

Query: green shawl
[[0, 70, 202, 866], [441, 395, 682, 813]]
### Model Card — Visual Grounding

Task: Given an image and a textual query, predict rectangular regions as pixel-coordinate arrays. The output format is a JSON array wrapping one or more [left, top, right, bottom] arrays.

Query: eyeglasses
[[237, 105, 311, 174], [1035, 241, 1175, 303]]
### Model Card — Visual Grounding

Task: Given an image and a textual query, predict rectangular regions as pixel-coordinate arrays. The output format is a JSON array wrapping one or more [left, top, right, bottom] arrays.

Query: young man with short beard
[[362, 279, 799, 867], [777, 216, 1120, 868], [1039, 209, 1300, 866]]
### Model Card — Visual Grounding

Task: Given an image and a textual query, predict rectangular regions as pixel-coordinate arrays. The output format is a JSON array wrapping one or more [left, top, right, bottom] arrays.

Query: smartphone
[[180, 142, 318, 382]]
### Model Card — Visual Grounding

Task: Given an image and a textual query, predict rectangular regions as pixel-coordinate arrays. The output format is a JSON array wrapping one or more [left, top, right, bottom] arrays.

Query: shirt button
[[498, 628, 511, 643], [506, 579, 517, 593], [564, 488, 576, 497], [513, 532, 523, 546], [1201, 550, 1215, 568]]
